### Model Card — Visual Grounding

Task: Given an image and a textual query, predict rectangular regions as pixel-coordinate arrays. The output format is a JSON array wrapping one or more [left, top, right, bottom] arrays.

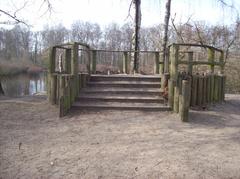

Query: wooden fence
[[167, 43, 226, 122]]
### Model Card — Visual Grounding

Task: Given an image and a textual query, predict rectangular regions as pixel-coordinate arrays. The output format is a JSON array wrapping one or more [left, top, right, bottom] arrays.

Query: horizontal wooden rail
[[178, 61, 224, 66], [169, 43, 223, 53]]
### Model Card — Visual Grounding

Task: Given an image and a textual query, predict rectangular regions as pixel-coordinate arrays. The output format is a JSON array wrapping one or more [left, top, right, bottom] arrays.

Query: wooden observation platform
[[47, 42, 226, 121]]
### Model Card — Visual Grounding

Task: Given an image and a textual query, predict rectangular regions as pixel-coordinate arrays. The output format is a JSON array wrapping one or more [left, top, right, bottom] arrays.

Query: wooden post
[[218, 74, 223, 102], [65, 49, 71, 73], [159, 53, 164, 75], [92, 50, 97, 74], [206, 74, 211, 104], [222, 75, 226, 101], [210, 74, 215, 103], [49, 47, 56, 73], [168, 79, 175, 109], [202, 75, 207, 106], [197, 75, 203, 107], [154, 52, 160, 74], [161, 73, 170, 91], [66, 76, 71, 109], [187, 52, 193, 75], [213, 74, 219, 102], [87, 47, 92, 75], [179, 80, 190, 122], [173, 86, 179, 113], [123, 52, 128, 74], [50, 74, 57, 104], [208, 48, 215, 73], [190, 75, 198, 106], [170, 44, 179, 82], [71, 42, 79, 75]]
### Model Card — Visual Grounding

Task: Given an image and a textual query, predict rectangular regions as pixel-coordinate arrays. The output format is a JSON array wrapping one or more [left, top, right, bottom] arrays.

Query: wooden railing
[[48, 42, 89, 117], [167, 43, 226, 121]]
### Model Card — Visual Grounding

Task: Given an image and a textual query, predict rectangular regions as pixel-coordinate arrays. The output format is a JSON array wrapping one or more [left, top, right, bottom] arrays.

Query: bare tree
[[162, 0, 171, 73], [0, 0, 52, 26]]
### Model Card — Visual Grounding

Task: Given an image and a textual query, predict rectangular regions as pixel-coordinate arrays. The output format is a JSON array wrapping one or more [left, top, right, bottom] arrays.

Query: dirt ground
[[0, 94, 240, 179]]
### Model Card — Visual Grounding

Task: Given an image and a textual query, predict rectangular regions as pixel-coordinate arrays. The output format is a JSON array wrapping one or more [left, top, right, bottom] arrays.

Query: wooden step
[[76, 95, 165, 103], [80, 88, 164, 96], [72, 102, 170, 111], [90, 75, 161, 82], [87, 81, 161, 88]]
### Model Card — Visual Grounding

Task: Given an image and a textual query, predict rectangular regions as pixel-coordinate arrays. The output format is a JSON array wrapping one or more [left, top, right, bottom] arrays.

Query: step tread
[[87, 81, 160, 85], [77, 95, 164, 100], [91, 74, 161, 78], [72, 102, 170, 111], [81, 87, 163, 92]]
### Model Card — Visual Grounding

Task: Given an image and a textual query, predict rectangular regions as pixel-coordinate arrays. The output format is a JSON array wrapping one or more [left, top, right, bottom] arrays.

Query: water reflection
[[0, 73, 46, 97]]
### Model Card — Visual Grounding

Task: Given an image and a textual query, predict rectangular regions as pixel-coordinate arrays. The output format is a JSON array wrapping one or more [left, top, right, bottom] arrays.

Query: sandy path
[[0, 94, 240, 179]]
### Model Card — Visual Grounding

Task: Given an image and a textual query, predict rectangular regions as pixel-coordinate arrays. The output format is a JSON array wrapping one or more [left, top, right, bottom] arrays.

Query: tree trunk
[[162, 0, 171, 73], [131, 0, 141, 73]]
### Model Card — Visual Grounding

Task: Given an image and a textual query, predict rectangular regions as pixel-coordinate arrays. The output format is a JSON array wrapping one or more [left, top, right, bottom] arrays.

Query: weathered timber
[[187, 52, 193, 74], [50, 74, 57, 104], [123, 52, 128, 74], [71, 42, 79, 75], [170, 44, 179, 82], [190, 75, 198, 106], [92, 50, 97, 74], [159, 53, 164, 75], [154, 52, 160, 74], [173, 86, 179, 113], [197, 75, 203, 106], [213, 75, 219, 102], [206, 74, 211, 103], [210, 74, 215, 103], [222, 75, 226, 101], [65, 49, 71, 73], [49, 47, 56, 73], [208, 48, 215, 73], [168, 79, 175, 109], [161, 73, 170, 91], [202, 75, 207, 106], [179, 80, 190, 122]]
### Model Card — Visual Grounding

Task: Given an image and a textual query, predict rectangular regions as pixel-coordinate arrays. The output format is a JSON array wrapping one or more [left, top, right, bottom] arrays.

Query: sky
[[0, 0, 239, 30]]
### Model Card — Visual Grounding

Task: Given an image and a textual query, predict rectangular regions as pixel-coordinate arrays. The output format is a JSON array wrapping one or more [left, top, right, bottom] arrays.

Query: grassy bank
[[0, 61, 44, 76]]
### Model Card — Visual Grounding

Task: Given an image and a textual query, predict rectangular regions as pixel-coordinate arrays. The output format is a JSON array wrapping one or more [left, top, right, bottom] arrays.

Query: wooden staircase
[[72, 75, 170, 111]]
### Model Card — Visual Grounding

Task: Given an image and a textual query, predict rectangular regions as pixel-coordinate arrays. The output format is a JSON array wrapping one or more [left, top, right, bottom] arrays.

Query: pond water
[[0, 73, 46, 97]]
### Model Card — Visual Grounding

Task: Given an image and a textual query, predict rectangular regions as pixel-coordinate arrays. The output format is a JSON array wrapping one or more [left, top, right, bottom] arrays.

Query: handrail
[[168, 43, 223, 53]]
